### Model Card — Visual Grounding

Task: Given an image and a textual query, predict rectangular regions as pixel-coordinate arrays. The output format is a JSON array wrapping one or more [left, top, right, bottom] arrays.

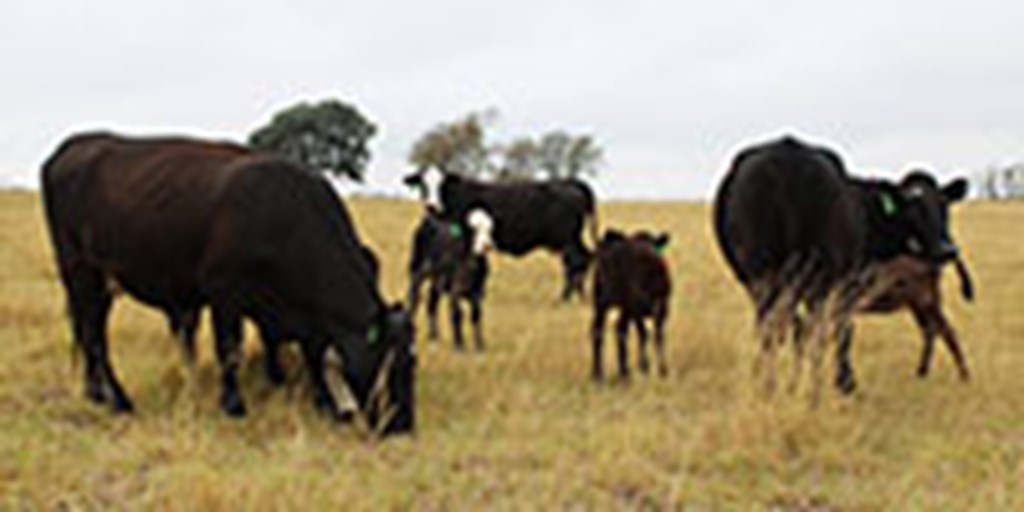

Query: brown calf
[[853, 255, 974, 380], [591, 229, 672, 380]]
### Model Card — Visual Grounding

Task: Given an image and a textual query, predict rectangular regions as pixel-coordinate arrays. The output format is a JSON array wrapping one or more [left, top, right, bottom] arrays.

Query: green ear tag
[[367, 325, 380, 346], [655, 244, 667, 256], [449, 223, 463, 239], [879, 192, 898, 217]]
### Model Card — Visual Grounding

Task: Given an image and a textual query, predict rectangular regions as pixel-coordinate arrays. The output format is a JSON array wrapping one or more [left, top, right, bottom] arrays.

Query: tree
[[409, 109, 496, 179], [536, 131, 603, 179], [496, 137, 539, 182], [248, 99, 376, 181]]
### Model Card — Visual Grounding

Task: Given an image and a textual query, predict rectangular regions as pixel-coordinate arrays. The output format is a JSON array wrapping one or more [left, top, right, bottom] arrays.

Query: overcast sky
[[1, 0, 1022, 198]]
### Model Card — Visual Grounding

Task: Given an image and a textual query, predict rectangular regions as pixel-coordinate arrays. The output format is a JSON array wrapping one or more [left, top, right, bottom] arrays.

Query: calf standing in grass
[[852, 254, 974, 380], [408, 208, 493, 351], [591, 229, 672, 380]]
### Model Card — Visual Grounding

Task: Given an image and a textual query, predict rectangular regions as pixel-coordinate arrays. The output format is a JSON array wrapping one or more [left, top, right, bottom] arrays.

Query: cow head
[[402, 167, 446, 212], [890, 171, 968, 263], [366, 303, 416, 436], [466, 207, 495, 255]]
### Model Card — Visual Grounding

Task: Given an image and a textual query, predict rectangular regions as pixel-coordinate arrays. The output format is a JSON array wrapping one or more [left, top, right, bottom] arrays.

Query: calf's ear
[[601, 229, 626, 245], [654, 233, 671, 253], [402, 173, 423, 188], [943, 178, 968, 203]]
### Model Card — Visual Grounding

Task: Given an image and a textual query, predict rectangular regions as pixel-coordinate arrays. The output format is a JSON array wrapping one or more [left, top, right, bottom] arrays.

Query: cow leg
[[653, 308, 668, 377], [753, 287, 785, 396], [407, 269, 425, 317], [917, 307, 970, 381], [66, 267, 134, 412], [936, 312, 970, 381], [634, 317, 650, 374], [299, 339, 350, 422], [805, 301, 831, 406], [615, 312, 631, 381], [169, 308, 200, 367], [449, 295, 465, 351], [425, 280, 442, 341], [560, 244, 590, 302], [258, 324, 287, 386], [911, 307, 938, 378], [470, 296, 485, 351], [591, 305, 607, 380], [834, 321, 857, 394], [211, 305, 246, 417], [788, 312, 806, 394]]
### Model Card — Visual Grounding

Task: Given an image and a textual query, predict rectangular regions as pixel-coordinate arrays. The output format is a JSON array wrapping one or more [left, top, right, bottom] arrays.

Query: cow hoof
[[332, 409, 355, 423], [111, 396, 135, 414], [836, 376, 857, 395], [85, 386, 107, 405], [222, 395, 247, 418]]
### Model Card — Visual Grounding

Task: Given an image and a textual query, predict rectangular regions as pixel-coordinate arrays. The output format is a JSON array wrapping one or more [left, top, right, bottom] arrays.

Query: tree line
[[248, 100, 602, 183]]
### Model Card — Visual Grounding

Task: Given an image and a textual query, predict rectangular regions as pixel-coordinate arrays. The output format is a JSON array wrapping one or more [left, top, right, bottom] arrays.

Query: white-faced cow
[[403, 168, 598, 301], [713, 136, 968, 398], [41, 132, 416, 435], [407, 207, 493, 350], [591, 229, 672, 380]]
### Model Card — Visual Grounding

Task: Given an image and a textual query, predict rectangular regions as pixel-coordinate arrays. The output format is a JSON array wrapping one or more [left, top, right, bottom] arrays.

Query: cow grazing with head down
[[165, 242, 382, 386], [407, 207, 493, 350], [403, 168, 598, 301], [591, 229, 672, 380], [713, 135, 968, 397], [41, 132, 416, 435]]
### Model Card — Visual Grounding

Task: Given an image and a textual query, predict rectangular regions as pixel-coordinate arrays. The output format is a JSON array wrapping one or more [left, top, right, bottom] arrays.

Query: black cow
[[403, 168, 598, 300], [41, 132, 416, 434], [167, 243, 381, 386], [712, 135, 967, 397], [407, 208, 492, 350], [591, 229, 672, 380]]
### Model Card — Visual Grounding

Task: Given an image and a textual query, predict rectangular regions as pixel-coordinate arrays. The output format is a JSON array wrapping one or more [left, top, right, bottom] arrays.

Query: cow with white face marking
[[403, 167, 599, 301], [407, 207, 493, 350]]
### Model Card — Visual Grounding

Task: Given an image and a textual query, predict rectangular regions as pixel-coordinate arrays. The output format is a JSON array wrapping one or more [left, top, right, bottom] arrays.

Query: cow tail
[[588, 207, 601, 250]]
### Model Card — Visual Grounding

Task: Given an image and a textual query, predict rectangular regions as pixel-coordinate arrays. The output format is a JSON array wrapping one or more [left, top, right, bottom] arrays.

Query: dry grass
[[0, 191, 1021, 510]]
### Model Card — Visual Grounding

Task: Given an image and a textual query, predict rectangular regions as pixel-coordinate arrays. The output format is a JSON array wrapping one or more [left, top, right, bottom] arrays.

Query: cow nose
[[934, 240, 959, 262]]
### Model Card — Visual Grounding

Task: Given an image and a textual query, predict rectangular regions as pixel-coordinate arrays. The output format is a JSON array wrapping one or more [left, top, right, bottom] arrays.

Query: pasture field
[[0, 190, 1021, 510]]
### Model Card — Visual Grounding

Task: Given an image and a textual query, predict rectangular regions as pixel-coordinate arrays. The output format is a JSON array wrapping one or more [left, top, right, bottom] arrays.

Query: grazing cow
[[41, 132, 416, 434], [591, 229, 672, 380], [167, 243, 382, 386], [403, 168, 598, 300], [712, 135, 967, 397], [850, 254, 974, 380], [407, 208, 493, 350]]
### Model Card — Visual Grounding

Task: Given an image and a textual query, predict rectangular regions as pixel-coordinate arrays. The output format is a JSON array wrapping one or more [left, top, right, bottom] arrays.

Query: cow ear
[[601, 229, 626, 245], [943, 178, 968, 203], [402, 173, 423, 188], [654, 233, 670, 254]]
